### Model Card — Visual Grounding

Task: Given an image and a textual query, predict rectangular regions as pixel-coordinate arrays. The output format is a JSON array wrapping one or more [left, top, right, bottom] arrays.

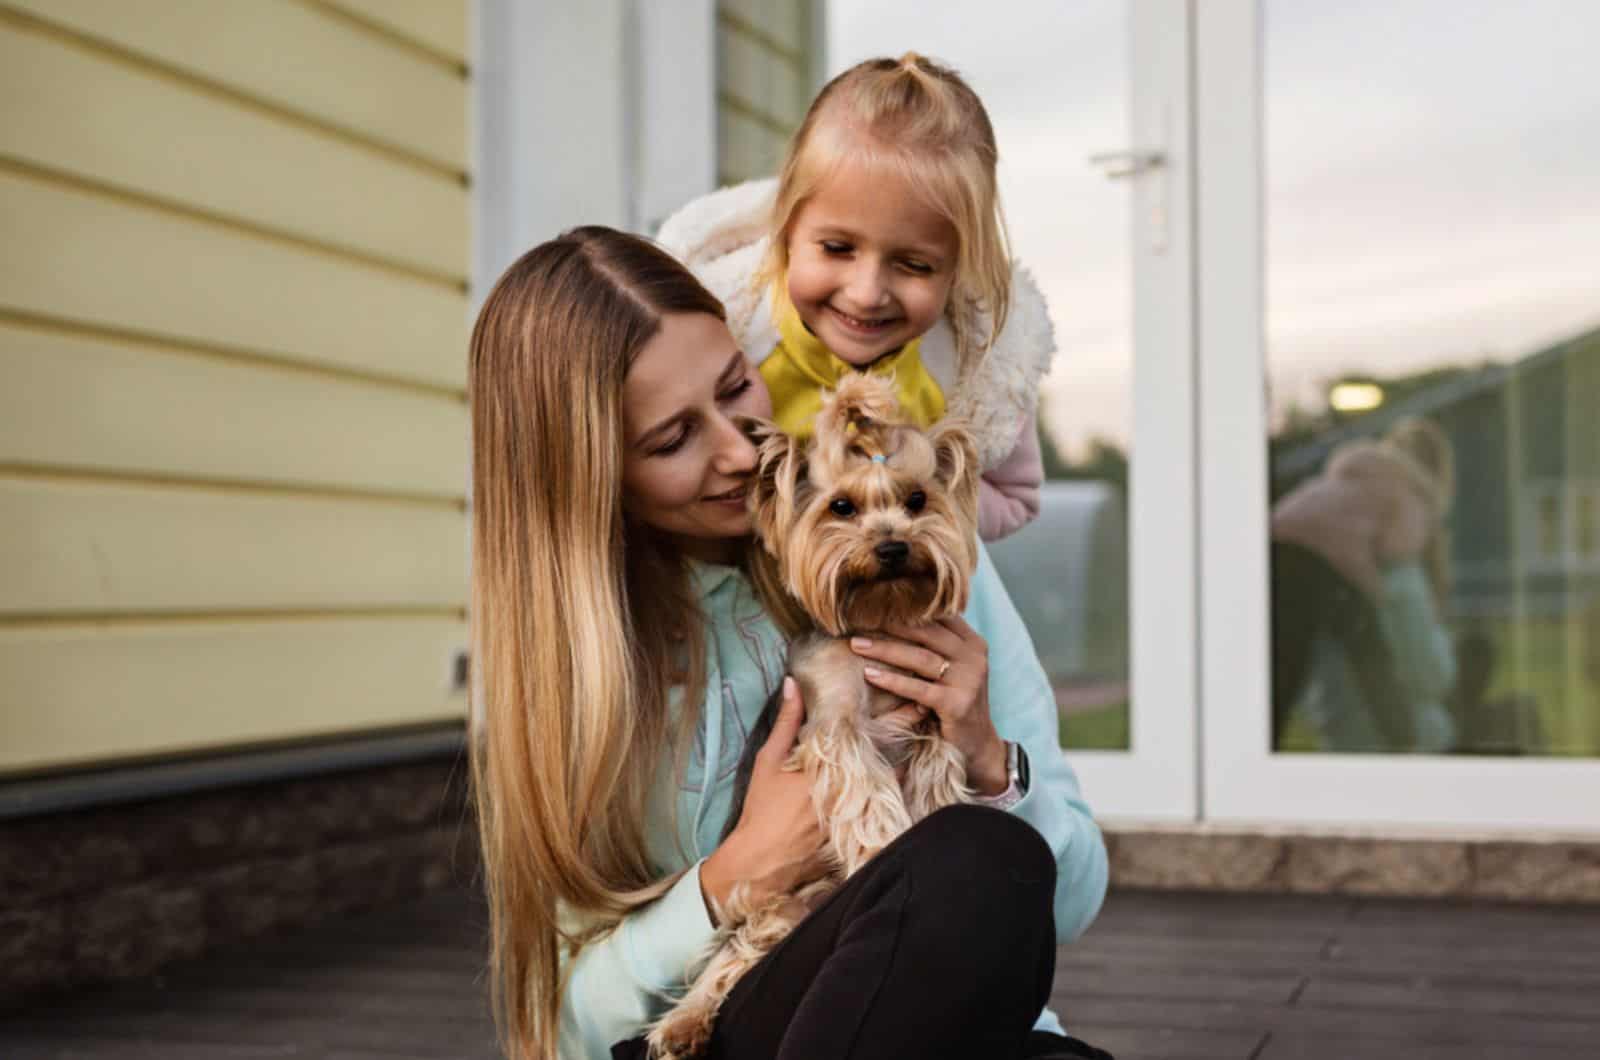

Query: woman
[[469, 226, 1109, 1060]]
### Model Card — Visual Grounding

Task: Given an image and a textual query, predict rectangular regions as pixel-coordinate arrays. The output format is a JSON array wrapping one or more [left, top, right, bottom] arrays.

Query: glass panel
[[1264, 0, 1600, 755], [830, 1, 1132, 749]]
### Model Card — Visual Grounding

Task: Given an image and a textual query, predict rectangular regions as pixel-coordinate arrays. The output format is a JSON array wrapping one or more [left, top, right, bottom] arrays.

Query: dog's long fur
[[646, 375, 982, 1059]]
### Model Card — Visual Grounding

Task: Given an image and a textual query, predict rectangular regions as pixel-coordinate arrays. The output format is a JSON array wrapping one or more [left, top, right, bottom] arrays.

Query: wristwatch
[[973, 740, 1030, 811]]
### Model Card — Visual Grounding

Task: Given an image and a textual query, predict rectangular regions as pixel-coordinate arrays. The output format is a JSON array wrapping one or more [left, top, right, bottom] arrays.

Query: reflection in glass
[[1265, 1, 1600, 756]]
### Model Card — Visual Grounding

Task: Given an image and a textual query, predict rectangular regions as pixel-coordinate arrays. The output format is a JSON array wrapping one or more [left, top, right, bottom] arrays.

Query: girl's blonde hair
[[470, 227, 727, 1060], [762, 52, 1011, 376], [1384, 416, 1456, 608]]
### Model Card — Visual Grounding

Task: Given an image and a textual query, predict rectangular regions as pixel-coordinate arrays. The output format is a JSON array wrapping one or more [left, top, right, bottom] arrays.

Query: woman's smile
[[704, 483, 749, 509]]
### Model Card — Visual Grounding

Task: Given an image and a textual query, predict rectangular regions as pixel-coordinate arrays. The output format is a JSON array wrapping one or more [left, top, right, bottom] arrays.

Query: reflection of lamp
[[1328, 380, 1384, 413]]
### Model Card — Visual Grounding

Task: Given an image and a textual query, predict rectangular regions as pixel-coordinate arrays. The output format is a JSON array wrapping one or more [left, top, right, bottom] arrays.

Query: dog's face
[[747, 375, 980, 636]]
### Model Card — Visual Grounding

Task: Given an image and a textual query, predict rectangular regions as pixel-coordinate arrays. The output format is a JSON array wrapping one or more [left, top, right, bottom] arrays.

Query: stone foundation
[[1105, 825, 1600, 903], [0, 757, 477, 1004]]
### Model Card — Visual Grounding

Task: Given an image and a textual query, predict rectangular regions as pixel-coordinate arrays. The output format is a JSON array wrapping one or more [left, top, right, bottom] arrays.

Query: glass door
[[1195, 0, 1600, 830], [829, 0, 1199, 820]]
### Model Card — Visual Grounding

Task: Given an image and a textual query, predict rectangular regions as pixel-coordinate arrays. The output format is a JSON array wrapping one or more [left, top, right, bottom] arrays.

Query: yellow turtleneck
[[759, 300, 946, 440]]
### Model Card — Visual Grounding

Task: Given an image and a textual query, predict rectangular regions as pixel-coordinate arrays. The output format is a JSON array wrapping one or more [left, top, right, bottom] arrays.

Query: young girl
[[658, 53, 1055, 542], [469, 226, 1109, 1060]]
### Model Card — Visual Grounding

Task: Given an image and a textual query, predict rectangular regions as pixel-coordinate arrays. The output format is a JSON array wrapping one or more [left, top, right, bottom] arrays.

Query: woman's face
[[621, 312, 772, 562]]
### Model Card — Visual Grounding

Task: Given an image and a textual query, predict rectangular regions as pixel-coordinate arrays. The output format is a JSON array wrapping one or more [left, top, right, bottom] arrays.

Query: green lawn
[[1060, 700, 1129, 751]]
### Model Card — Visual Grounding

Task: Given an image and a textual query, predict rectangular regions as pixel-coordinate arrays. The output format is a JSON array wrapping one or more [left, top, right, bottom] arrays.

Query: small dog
[[647, 374, 982, 1059]]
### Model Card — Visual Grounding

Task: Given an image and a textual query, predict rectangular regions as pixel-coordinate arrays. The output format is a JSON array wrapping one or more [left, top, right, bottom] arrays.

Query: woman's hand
[[700, 677, 826, 924], [851, 617, 1009, 796]]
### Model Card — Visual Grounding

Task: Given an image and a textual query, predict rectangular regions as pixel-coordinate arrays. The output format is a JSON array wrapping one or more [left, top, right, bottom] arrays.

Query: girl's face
[[785, 159, 959, 366], [621, 312, 772, 563]]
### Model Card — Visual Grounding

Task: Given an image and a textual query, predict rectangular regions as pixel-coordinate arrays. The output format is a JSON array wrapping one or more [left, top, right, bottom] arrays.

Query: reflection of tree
[[1038, 403, 1127, 493], [1272, 364, 1483, 449]]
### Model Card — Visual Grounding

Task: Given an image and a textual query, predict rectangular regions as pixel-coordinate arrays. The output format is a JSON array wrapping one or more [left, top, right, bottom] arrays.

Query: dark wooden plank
[[1085, 892, 1357, 941], [1068, 928, 1318, 960], [1344, 897, 1600, 948], [1257, 1030, 1594, 1060], [1068, 1023, 1267, 1060], [1053, 965, 1303, 1004], [1299, 972, 1600, 1021], [5, 1042, 301, 1060], [1318, 944, 1600, 986], [1058, 946, 1318, 980], [1054, 997, 1600, 1052]]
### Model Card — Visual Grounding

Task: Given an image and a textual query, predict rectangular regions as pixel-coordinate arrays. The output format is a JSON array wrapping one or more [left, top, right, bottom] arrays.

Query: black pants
[[612, 804, 1112, 1060], [1270, 540, 1414, 750]]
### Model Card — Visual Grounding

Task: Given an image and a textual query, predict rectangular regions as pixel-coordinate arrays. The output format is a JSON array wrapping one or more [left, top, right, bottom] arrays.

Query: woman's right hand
[[699, 676, 825, 924]]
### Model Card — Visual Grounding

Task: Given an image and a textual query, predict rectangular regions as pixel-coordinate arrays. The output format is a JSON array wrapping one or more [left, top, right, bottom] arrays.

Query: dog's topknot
[[812, 374, 906, 469]]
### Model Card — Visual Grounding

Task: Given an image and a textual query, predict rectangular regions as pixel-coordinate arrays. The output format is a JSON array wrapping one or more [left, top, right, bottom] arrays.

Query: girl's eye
[[901, 260, 934, 275], [821, 241, 851, 255], [829, 497, 856, 517], [905, 490, 927, 513]]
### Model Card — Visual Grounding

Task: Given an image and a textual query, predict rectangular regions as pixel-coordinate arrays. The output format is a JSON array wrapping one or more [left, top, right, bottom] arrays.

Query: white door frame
[[1192, 0, 1600, 833], [1071, 0, 1199, 823]]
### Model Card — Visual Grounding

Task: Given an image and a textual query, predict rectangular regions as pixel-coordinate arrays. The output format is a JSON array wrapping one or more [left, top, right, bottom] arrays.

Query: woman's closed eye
[[650, 377, 755, 456], [652, 423, 692, 456]]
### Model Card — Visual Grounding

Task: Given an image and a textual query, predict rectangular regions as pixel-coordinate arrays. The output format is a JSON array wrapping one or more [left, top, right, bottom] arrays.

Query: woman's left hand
[[851, 617, 1010, 796]]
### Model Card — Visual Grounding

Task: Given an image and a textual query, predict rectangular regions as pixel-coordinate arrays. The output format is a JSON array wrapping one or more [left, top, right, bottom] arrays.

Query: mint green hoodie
[[559, 544, 1110, 1057]]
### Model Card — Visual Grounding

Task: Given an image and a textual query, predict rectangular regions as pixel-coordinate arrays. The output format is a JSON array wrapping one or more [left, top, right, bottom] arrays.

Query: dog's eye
[[829, 497, 856, 518], [905, 490, 927, 513]]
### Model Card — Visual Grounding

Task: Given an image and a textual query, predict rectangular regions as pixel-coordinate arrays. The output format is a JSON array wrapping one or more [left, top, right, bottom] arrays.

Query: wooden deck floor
[[8, 886, 1600, 1059]]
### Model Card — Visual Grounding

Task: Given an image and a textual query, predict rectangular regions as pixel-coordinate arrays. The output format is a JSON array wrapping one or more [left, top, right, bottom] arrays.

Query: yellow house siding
[[0, 617, 467, 773], [2, 478, 465, 614], [0, 170, 466, 390], [316, 0, 470, 68], [0, 323, 467, 499], [0, 19, 468, 280], [716, 0, 818, 186], [1, 0, 467, 174], [0, 1, 469, 774]]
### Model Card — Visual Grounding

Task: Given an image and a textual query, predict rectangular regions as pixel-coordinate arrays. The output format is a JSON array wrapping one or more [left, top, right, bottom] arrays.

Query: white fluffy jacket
[[655, 179, 1058, 475]]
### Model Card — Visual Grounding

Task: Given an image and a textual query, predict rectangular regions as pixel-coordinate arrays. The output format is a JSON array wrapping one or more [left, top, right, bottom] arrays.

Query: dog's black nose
[[874, 540, 910, 568]]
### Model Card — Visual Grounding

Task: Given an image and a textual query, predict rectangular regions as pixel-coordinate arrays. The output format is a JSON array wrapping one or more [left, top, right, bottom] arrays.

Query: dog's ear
[[929, 420, 980, 526], [748, 419, 810, 551]]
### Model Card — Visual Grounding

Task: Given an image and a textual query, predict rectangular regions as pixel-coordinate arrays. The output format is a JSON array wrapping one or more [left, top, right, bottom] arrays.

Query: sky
[[827, 0, 1600, 457]]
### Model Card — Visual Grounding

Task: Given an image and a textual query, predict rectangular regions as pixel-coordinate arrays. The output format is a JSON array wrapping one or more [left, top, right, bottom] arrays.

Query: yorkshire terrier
[[647, 374, 982, 1059]]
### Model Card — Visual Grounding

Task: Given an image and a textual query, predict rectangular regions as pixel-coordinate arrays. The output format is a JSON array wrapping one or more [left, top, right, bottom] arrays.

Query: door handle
[[1087, 149, 1166, 179]]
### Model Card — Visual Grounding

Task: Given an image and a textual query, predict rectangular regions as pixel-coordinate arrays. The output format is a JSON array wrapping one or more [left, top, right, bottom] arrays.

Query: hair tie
[[871, 454, 886, 464]]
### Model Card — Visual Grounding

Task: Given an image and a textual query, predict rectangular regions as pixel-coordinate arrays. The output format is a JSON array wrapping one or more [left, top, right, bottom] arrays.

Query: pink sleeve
[[977, 413, 1044, 542]]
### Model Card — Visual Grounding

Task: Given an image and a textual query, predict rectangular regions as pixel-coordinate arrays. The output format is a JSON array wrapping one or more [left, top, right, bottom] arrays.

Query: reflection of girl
[[1271, 418, 1457, 751]]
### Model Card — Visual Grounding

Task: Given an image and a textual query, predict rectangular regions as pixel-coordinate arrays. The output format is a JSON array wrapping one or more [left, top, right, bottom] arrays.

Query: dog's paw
[[646, 1008, 712, 1060]]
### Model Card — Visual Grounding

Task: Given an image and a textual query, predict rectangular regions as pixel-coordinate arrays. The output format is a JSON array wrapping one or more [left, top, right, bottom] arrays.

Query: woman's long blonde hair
[[469, 227, 730, 1059], [761, 52, 1012, 376]]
